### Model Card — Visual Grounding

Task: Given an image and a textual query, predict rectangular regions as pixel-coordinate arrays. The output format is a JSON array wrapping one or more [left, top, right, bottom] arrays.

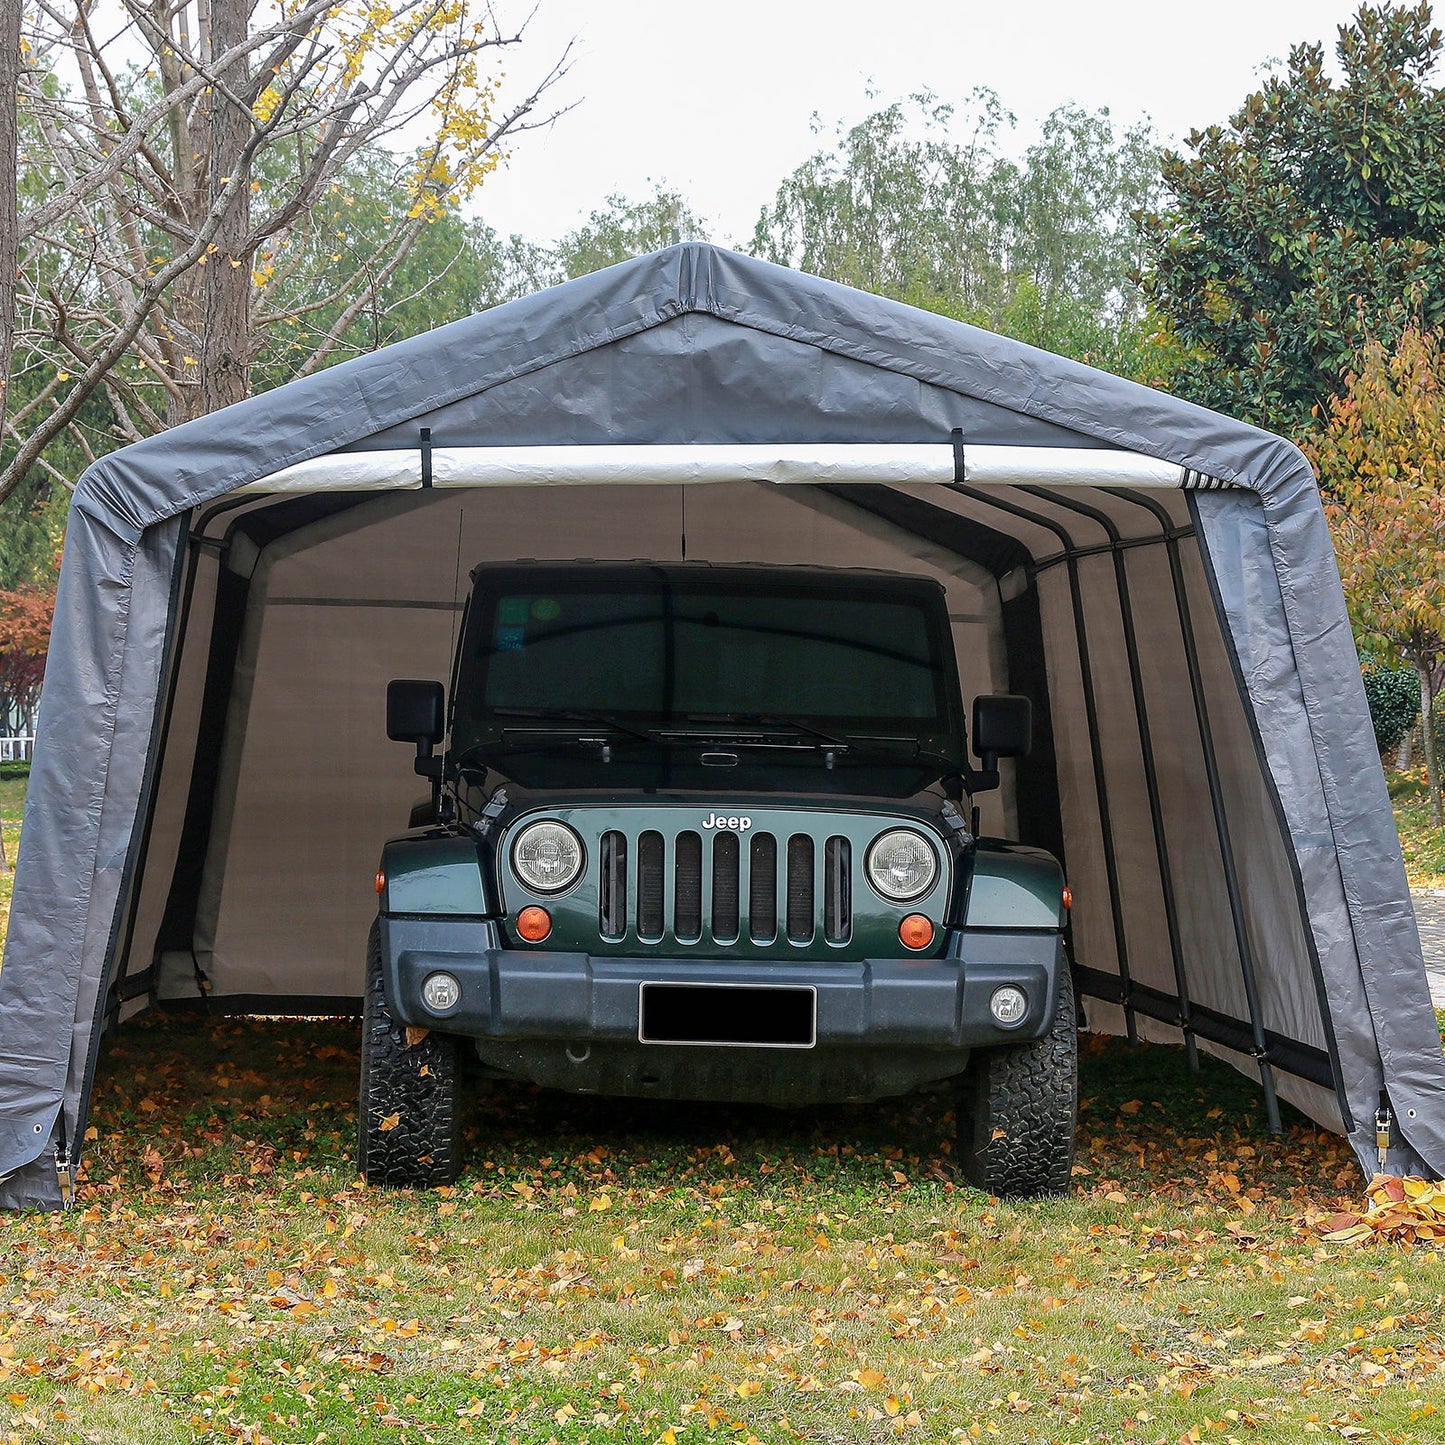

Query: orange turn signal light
[[517, 906, 552, 943], [1061, 886, 1073, 911], [899, 914, 935, 951], [374, 870, 386, 895]]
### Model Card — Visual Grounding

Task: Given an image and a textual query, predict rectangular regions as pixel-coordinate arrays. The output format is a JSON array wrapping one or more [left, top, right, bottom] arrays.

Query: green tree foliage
[[1363, 663, 1423, 752], [0, 476, 64, 594], [750, 93, 1164, 376], [248, 148, 553, 390], [1138, 3, 1445, 436], [1313, 325, 1445, 819], [553, 188, 709, 280]]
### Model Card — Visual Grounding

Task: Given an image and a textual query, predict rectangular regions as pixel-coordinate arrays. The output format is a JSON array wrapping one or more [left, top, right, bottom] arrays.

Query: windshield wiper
[[836, 731, 966, 775], [674, 712, 853, 750], [485, 704, 658, 747], [451, 706, 669, 767], [683, 716, 965, 776]]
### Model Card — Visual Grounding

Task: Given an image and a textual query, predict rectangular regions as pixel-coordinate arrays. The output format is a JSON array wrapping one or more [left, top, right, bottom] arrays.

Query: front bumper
[[379, 915, 1063, 1051]]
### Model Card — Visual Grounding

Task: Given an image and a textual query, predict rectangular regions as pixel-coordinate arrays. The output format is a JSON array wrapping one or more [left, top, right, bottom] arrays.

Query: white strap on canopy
[[233, 443, 1231, 495]]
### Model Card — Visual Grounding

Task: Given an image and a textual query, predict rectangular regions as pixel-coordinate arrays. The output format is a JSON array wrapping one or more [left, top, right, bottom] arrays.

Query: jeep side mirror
[[970, 694, 1031, 792], [387, 679, 445, 780]]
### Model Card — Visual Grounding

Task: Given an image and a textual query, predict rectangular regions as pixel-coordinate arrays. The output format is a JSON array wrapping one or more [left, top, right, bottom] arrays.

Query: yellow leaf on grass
[[736, 1380, 762, 1399], [857, 1367, 887, 1390], [590, 1194, 612, 1211], [378, 1113, 400, 1132]]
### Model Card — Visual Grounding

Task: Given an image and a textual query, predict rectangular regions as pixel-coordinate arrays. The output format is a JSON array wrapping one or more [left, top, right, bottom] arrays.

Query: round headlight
[[865, 828, 938, 902], [511, 819, 585, 894]]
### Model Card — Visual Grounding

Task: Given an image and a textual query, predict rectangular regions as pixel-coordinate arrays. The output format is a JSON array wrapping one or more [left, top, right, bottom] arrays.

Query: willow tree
[[3, 0, 568, 503], [1313, 326, 1445, 822], [751, 92, 1163, 377]]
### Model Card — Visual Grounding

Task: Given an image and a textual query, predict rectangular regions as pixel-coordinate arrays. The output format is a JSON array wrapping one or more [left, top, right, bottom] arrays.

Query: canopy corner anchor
[[950, 426, 965, 485], [1375, 1092, 1394, 1171], [54, 1115, 74, 1209]]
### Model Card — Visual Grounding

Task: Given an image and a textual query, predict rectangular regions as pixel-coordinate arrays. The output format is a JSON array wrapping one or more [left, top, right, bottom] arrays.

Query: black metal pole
[[952, 483, 1139, 1043], [1018, 487, 1200, 1073], [1103, 487, 1283, 1133]]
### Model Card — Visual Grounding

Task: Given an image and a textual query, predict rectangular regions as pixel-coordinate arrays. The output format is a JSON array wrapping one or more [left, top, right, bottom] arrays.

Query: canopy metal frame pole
[[1101, 487, 1288, 1133], [951, 482, 1139, 1044], [1018, 487, 1201, 1075]]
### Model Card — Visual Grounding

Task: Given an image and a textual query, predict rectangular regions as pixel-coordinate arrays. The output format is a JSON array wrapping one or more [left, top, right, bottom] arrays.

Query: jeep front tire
[[954, 960, 1077, 1197], [358, 921, 465, 1187]]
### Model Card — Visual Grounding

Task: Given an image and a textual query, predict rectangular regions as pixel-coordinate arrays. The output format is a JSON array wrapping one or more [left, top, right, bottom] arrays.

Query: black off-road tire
[[358, 922, 465, 1187], [954, 961, 1078, 1198]]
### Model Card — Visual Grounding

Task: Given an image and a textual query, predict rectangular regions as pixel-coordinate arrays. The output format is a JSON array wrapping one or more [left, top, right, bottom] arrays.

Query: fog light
[[898, 914, 935, 950], [517, 905, 552, 942], [421, 971, 461, 1014], [990, 985, 1028, 1026]]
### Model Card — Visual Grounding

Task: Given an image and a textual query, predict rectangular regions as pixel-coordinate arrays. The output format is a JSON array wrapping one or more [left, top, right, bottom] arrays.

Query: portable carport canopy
[[3, 243, 1443, 1211]]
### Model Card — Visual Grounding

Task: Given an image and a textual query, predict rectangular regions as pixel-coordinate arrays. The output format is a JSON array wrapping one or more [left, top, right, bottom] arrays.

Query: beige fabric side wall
[[1129, 540, 1328, 1052], [1029, 492, 1338, 1126], [123, 550, 219, 1006]]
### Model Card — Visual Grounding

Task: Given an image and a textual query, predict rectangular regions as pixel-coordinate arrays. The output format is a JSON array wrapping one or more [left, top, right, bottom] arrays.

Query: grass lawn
[[2, 775, 1444, 1443], [1388, 766, 1445, 887], [0, 771, 24, 948]]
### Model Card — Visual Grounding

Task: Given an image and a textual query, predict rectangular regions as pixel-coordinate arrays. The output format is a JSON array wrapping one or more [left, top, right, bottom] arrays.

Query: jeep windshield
[[450, 563, 966, 771]]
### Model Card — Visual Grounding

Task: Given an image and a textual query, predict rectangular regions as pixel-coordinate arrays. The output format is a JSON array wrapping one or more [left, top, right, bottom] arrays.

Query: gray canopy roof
[[2, 243, 1441, 1210]]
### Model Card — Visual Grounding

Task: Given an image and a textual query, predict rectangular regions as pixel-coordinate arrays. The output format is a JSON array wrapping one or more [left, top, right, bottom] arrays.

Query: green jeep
[[363, 562, 1077, 1197]]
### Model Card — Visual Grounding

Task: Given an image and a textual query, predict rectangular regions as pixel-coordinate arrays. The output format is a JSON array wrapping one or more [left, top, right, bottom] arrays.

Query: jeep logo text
[[701, 813, 752, 832]]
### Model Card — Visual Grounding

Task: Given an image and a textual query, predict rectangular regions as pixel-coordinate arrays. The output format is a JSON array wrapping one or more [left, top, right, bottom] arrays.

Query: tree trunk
[[1418, 663, 1443, 827], [0, 0, 21, 437], [1397, 723, 1415, 771], [199, 0, 255, 418]]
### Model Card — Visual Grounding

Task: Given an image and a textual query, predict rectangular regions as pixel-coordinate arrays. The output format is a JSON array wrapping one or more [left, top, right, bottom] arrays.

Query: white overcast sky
[[475, 0, 1369, 246]]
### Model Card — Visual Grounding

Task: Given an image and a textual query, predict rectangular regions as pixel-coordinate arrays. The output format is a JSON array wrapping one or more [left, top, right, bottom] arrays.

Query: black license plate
[[638, 983, 816, 1048]]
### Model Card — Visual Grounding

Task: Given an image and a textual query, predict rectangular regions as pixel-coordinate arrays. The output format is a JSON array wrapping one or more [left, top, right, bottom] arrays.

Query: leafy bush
[[0, 761, 30, 782], [1363, 665, 1420, 755]]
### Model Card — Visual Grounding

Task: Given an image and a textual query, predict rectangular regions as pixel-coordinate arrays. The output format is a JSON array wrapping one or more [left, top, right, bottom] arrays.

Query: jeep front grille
[[749, 834, 777, 943], [598, 827, 852, 947]]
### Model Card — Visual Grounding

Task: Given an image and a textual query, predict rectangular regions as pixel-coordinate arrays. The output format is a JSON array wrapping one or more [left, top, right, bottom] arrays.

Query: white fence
[[1, 737, 34, 763]]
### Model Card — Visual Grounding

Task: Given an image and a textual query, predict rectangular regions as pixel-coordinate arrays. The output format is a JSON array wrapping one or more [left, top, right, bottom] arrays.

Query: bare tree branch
[[4, 0, 572, 503]]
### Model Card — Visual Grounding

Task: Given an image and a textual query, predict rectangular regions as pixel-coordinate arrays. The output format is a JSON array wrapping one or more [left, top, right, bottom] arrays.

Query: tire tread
[[358, 922, 464, 1187], [955, 960, 1078, 1197]]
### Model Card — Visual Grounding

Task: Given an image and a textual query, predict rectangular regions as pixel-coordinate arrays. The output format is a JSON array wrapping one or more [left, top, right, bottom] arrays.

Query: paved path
[[1412, 892, 1445, 1008]]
